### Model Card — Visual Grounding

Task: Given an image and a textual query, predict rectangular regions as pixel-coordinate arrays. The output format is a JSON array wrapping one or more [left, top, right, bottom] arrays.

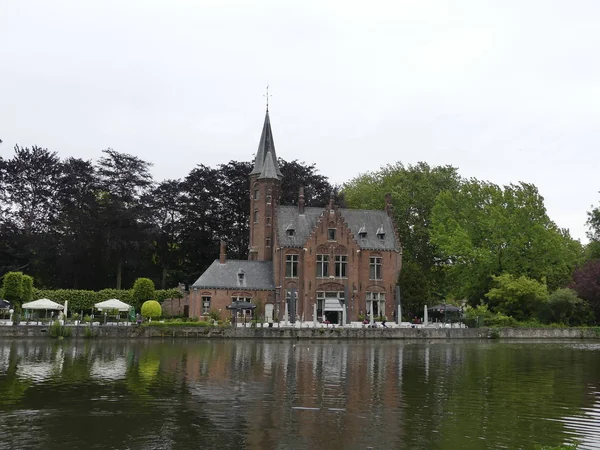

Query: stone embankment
[[0, 325, 598, 339]]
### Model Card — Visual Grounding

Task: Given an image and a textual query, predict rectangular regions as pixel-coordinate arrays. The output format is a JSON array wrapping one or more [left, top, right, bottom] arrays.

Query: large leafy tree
[[343, 162, 462, 310], [96, 149, 154, 289], [587, 198, 600, 242], [0, 146, 63, 283], [0, 145, 62, 233], [147, 179, 184, 288], [570, 259, 600, 322], [178, 164, 222, 283], [54, 157, 104, 288], [279, 159, 336, 206], [431, 180, 583, 304], [587, 197, 600, 261], [485, 273, 549, 321], [216, 161, 253, 260]]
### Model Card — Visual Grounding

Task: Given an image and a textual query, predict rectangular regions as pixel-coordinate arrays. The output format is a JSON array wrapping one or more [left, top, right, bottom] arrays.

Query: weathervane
[[264, 84, 272, 111]]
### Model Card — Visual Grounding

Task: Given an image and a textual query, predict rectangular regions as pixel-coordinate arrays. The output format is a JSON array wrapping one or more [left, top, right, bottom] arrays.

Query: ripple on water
[[560, 393, 600, 450]]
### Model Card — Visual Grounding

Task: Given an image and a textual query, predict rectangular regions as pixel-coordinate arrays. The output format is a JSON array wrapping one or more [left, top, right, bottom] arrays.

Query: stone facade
[[189, 109, 402, 323]]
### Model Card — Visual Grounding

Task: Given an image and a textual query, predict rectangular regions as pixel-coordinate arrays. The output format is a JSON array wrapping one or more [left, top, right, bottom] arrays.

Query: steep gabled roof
[[276, 206, 400, 251], [249, 111, 283, 179], [192, 260, 275, 290]]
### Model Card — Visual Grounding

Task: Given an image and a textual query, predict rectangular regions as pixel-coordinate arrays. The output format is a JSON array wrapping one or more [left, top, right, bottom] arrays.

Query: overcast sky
[[1, 0, 599, 242]]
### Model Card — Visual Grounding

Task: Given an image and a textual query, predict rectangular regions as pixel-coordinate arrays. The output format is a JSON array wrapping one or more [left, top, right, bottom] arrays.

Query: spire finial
[[263, 83, 272, 111]]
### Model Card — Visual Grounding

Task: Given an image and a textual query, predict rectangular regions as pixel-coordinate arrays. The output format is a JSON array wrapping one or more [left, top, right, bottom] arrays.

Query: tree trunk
[[116, 258, 122, 290], [162, 266, 168, 290]]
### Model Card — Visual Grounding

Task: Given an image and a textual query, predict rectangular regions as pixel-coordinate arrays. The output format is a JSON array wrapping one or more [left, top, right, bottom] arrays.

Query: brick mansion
[[189, 109, 402, 324]]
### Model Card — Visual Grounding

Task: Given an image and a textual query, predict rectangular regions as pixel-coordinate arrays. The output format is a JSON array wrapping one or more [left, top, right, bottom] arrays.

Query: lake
[[0, 339, 599, 449]]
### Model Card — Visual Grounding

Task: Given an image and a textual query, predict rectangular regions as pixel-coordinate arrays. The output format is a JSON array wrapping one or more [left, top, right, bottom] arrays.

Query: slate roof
[[192, 260, 275, 290], [277, 206, 400, 251], [277, 206, 324, 248], [341, 209, 399, 250], [249, 111, 283, 179], [258, 150, 278, 179]]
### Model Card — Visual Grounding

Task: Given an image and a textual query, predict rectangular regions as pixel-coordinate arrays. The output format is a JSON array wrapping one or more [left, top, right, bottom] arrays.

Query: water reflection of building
[[175, 342, 427, 448], [90, 357, 127, 381], [13, 343, 65, 382]]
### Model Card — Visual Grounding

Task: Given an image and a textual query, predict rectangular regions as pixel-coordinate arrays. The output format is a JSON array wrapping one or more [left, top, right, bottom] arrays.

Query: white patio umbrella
[[22, 298, 64, 322], [22, 299, 64, 310], [94, 299, 131, 312]]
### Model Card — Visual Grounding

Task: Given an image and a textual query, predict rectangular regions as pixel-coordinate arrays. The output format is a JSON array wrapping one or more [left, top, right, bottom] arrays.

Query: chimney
[[298, 186, 305, 214], [219, 240, 227, 264], [385, 193, 393, 216], [329, 191, 335, 210]]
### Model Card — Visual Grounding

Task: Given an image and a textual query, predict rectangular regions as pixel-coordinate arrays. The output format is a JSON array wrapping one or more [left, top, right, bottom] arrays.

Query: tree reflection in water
[[0, 339, 598, 449]]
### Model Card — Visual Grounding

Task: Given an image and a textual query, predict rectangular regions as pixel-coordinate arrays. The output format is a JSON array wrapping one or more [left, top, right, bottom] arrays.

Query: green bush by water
[[83, 326, 96, 339], [49, 321, 72, 339]]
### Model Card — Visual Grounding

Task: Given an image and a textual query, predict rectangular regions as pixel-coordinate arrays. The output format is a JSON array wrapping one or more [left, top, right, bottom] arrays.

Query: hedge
[[30, 288, 184, 312]]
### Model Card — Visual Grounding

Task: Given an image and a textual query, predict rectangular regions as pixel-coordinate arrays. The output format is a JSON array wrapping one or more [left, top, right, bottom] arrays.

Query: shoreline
[[0, 325, 599, 339]]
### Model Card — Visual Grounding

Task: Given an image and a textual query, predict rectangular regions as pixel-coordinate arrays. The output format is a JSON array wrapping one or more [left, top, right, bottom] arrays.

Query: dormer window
[[328, 228, 336, 241], [286, 223, 295, 237], [358, 225, 367, 239], [376, 225, 385, 240], [237, 268, 245, 284]]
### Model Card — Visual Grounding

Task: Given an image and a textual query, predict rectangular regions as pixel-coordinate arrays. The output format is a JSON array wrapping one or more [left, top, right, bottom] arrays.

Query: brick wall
[[188, 288, 273, 320], [273, 204, 402, 322], [162, 295, 190, 317]]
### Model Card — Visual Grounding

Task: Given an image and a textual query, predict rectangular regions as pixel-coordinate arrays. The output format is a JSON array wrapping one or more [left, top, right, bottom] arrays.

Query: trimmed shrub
[[141, 300, 162, 320], [21, 275, 34, 303], [133, 278, 155, 307], [3, 272, 24, 312]]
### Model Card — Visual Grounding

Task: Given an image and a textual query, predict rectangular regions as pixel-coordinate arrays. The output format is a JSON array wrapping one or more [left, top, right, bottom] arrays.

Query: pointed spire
[[259, 150, 278, 179], [249, 110, 283, 179]]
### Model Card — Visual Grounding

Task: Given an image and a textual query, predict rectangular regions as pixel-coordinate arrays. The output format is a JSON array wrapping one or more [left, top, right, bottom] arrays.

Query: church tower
[[248, 109, 282, 261]]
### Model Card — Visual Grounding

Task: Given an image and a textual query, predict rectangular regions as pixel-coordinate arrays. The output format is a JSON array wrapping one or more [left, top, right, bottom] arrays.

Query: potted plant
[[72, 312, 81, 325]]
